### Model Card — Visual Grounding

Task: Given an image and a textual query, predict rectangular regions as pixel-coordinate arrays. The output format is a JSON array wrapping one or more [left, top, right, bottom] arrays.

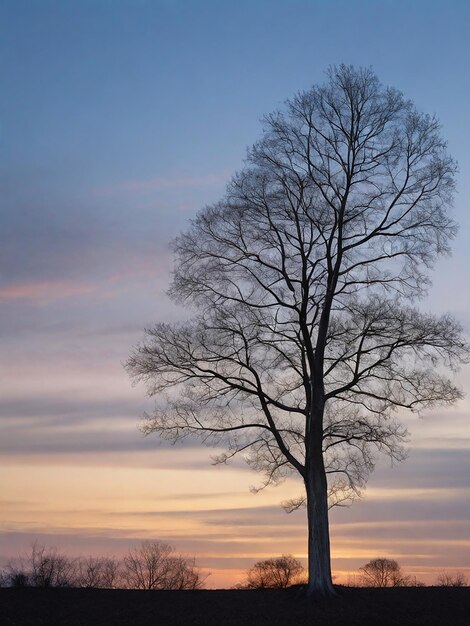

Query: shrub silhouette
[[244, 555, 305, 589], [360, 558, 410, 587]]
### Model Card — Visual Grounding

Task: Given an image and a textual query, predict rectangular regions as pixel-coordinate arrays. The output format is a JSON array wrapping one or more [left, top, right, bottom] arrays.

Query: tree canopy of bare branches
[[75, 556, 120, 589], [244, 555, 305, 589], [360, 558, 409, 587], [127, 65, 468, 595], [5, 543, 77, 588], [1, 542, 207, 590], [122, 541, 206, 590], [436, 571, 468, 587]]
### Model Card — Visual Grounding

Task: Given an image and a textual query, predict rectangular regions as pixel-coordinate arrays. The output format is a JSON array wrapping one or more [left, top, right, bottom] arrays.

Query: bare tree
[[360, 558, 408, 587], [29, 543, 77, 588], [245, 555, 305, 588], [164, 554, 206, 590], [5, 543, 77, 588], [75, 556, 121, 589], [127, 66, 468, 595], [122, 541, 206, 590], [436, 571, 468, 587]]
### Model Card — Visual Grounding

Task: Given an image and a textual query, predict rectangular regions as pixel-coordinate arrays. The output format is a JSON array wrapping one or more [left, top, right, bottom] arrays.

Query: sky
[[1, 0, 469, 588]]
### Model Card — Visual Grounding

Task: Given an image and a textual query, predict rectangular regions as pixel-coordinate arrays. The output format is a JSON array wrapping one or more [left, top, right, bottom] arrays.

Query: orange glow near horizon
[[1, 339, 469, 589], [1, 443, 469, 588]]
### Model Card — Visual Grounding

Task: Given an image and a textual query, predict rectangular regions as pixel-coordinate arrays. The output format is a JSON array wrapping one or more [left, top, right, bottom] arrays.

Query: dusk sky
[[1, 0, 469, 588]]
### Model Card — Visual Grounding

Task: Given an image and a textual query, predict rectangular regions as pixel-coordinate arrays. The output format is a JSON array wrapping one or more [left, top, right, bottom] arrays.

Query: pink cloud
[[0, 258, 170, 305], [0, 280, 97, 302], [93, 171, 229, 196]]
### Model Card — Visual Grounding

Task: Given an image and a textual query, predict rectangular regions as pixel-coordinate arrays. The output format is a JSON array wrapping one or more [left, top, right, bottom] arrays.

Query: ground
[[0, 587, 469, 625]]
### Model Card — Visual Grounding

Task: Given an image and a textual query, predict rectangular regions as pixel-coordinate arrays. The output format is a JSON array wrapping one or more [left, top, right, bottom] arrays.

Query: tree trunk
[[305, 442, 335, 596]]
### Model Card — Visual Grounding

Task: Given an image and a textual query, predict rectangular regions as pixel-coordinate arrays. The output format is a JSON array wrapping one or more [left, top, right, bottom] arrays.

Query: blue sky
[[1, 0, 469, 586]]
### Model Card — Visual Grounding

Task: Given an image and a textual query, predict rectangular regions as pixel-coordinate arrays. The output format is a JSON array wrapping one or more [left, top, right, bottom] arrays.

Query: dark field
[[1, 587, 469, 625]]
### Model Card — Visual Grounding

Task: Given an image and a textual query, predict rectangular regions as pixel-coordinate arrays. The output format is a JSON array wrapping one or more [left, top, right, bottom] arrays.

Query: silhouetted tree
[[75, 556, 121, 588], [5, 543, 76, 588], [127, 65, 468, 595], [29, 543, 76, 587], [166, 554, 206, 590], [245, 555, 305, 588], [122, 541, 206, 590], [436, 571, 468, 587], [360, 558, 409, 587]]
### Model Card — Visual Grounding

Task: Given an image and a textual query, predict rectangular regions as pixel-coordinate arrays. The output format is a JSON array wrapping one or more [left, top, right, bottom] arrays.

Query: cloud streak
[[93, 171, 229, 196], [0, 280, 97, 302]]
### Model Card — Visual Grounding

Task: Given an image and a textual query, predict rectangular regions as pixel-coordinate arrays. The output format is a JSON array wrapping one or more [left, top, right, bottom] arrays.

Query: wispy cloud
[[93, 171, 229, 196], [0, 280, 96, 302]]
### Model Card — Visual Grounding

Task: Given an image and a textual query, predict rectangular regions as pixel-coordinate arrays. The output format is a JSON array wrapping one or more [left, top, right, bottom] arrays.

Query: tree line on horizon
[[0, 541, 206, 590], [240, 556, 467, 589], [0, 543, 467, 590]]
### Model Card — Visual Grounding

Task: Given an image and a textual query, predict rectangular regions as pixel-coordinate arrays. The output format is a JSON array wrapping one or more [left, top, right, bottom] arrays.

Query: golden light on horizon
[[2, 443, 469, 588]]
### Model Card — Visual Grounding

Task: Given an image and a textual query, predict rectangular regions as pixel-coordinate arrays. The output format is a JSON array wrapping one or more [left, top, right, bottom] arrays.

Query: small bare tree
[[245, 555, 305, 588], [436, 571, 468, 587], [360, 558, 409, 587], [128, 65, 468, 595], [122, 541, 206, 590]]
